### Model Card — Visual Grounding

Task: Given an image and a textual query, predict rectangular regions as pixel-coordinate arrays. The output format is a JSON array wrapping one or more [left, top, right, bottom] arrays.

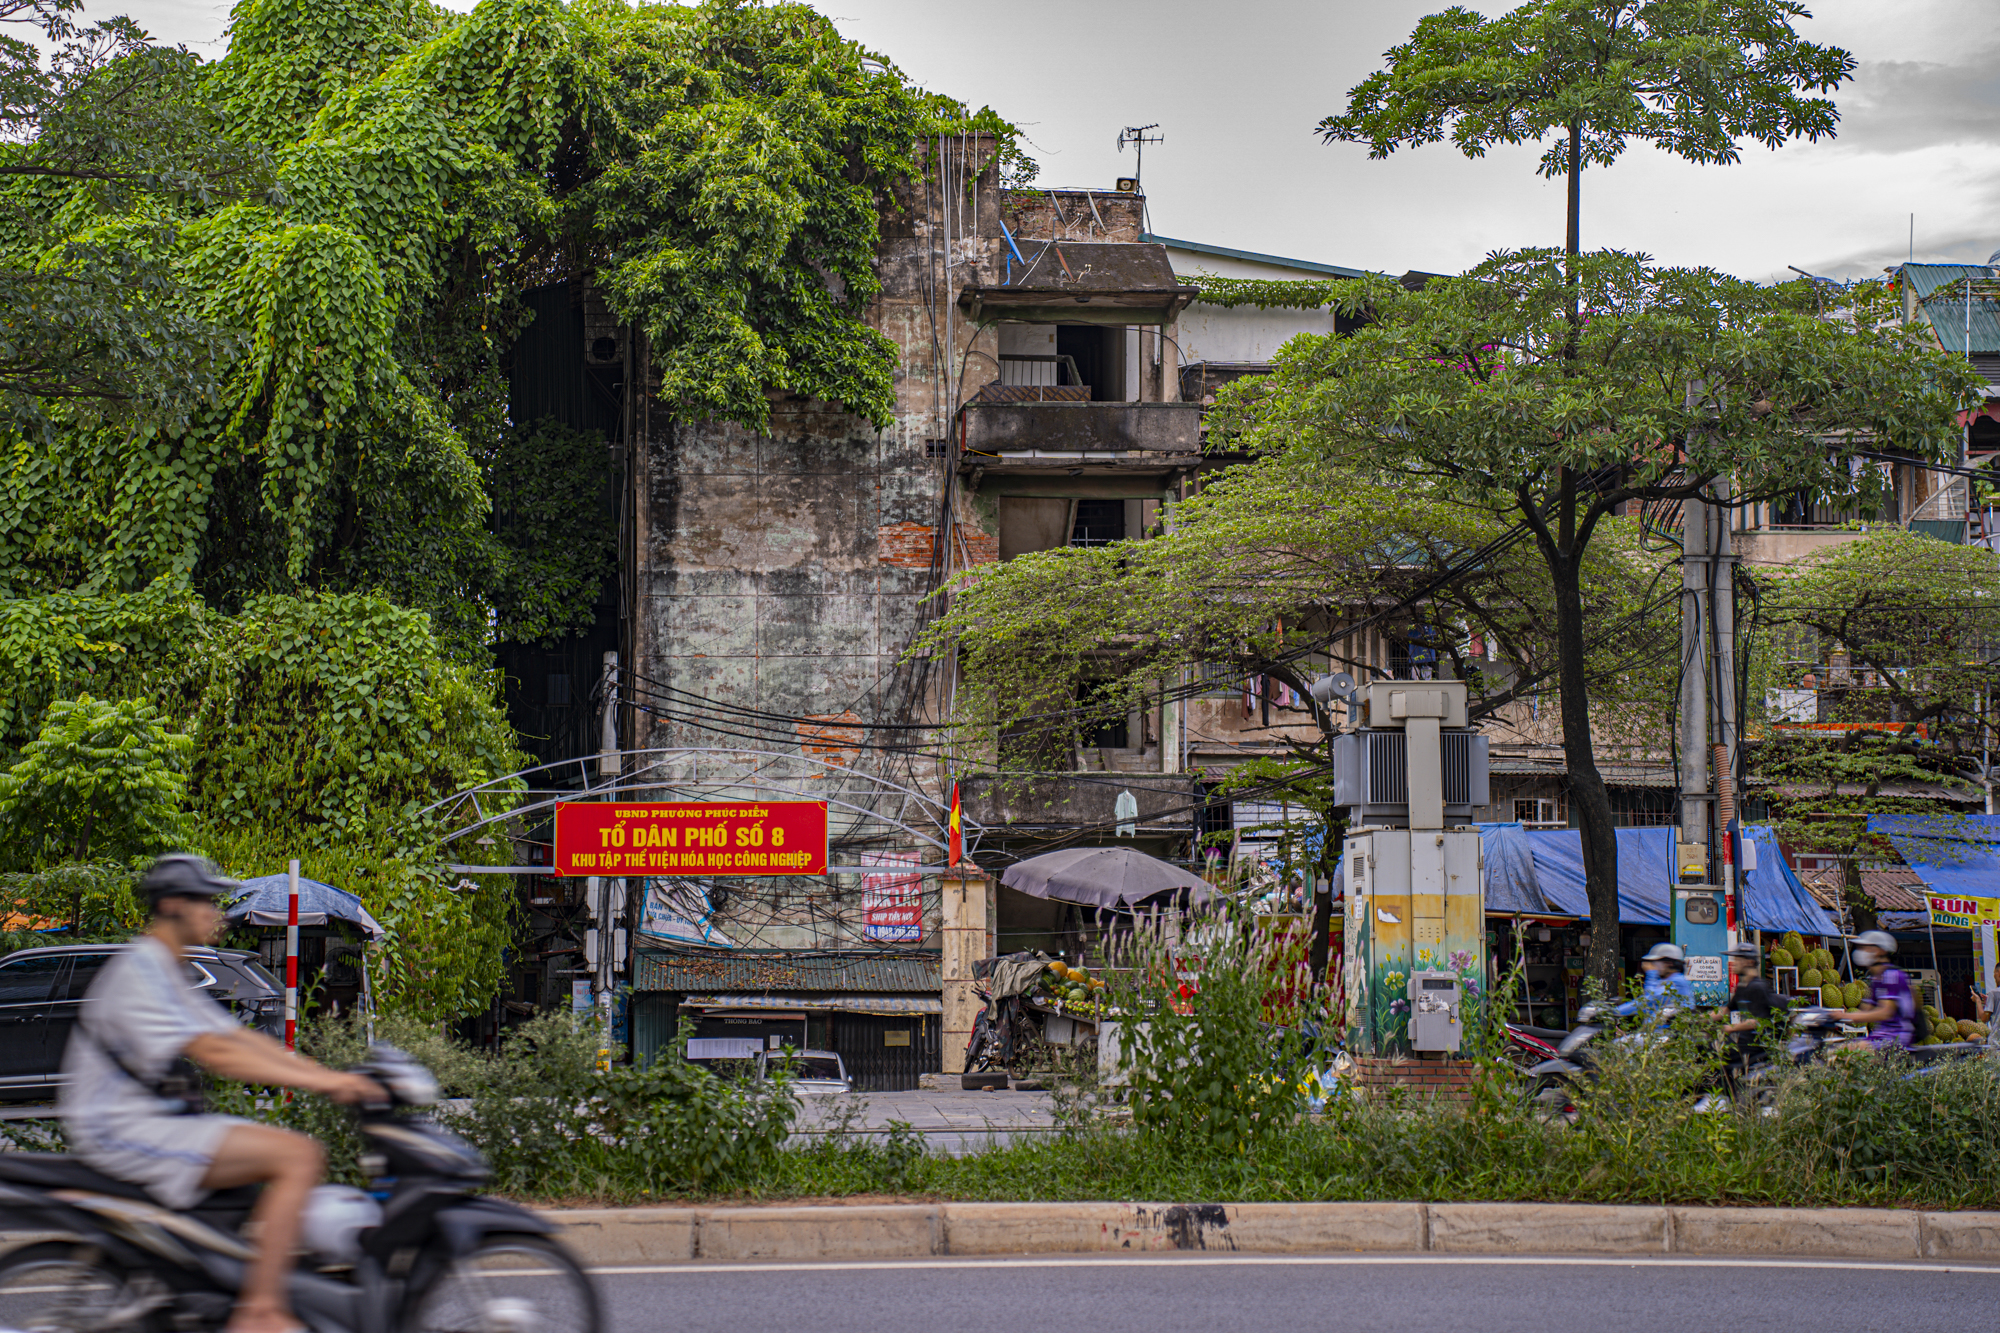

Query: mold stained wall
[[629, 138, 1004, 799]]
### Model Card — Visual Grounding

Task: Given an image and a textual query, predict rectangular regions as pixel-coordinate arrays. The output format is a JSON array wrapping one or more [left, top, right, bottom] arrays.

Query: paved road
[[793, 1090, 1056, 1154], [587, 1254, 1999, 1332]]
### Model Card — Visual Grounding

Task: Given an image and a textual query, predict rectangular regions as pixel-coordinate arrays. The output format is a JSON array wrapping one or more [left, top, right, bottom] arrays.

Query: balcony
[[960, 400, 1201, 465], [961, 773, 1197, 840]]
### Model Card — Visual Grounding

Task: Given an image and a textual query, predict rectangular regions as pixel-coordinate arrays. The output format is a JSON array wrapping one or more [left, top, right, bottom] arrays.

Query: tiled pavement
[[792, 1089, 1057, 1155]]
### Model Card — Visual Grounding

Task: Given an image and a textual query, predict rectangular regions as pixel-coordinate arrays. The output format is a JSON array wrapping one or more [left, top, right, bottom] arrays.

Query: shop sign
[[553, 801, 828, 876], [863, 850, 925, 941], [1925, 894, 2000, 929]]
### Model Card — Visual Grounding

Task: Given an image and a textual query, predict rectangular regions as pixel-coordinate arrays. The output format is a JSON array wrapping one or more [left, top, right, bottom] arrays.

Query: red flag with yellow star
[[948, 782, 963, 867]]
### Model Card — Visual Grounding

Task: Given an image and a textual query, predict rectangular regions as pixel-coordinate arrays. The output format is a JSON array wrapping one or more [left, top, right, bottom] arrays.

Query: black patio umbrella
[[999, 846, 1216, 911]]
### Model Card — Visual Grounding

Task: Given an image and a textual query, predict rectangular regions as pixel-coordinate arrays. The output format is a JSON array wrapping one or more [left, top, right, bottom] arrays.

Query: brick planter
[[1348, 1052, 1480, 1103]]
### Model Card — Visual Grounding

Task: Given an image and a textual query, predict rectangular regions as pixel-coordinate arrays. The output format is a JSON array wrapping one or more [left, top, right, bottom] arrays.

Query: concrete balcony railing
[[960, 772, 1197, 837], [960, 400, 1202, 461]]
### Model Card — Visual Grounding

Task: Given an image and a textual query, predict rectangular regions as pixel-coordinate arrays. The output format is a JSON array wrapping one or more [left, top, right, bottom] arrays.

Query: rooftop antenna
[[1116, 123, 1164, 191]]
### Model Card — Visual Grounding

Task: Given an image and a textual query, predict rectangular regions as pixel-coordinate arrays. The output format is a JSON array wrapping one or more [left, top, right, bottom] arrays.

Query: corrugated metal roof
[[634, 951, 942, 994], [1899, 263, 2000, 356], [1488, 760, 1679, 788], [1799, 866, 1928, 913], [681, 994, 942, 1014]]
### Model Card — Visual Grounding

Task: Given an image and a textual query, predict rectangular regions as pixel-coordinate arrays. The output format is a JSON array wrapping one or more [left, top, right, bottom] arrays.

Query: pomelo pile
[[1040, 960, 1105, 1015]]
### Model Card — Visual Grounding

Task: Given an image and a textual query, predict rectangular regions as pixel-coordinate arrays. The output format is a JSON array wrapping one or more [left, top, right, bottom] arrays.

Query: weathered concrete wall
[[1003, 189, 1146, 244], [629, 139, 1005, 832]]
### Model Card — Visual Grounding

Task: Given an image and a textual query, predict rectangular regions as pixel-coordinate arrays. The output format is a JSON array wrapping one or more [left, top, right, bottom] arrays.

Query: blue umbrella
[[224, 874, 385, 939]]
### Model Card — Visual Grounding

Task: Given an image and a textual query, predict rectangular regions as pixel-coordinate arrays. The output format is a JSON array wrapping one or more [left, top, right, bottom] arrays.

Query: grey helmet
[[1853, 930, 1897, 965], [1725, 942, 1760, 960], [1642, 942, 1686, 967]]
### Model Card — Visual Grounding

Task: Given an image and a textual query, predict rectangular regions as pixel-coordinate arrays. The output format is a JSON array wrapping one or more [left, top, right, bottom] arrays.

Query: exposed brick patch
[[958, 528, 998, 566], [1349, 1053, 1479, 1104], [878, 521, 938, 568], [797, 712, 863, 767]]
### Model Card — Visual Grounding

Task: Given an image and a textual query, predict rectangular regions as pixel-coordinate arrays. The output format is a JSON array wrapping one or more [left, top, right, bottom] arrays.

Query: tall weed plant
[[1108, 906, 1338, 1156], [214, 1011, 796, 1200]]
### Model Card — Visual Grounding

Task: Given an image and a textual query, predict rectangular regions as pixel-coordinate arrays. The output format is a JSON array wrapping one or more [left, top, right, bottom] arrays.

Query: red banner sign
[[552, 801, 829, 877]]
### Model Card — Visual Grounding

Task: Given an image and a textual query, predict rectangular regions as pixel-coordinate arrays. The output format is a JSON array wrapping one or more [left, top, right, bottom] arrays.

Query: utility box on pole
[[1334, 680, 1488, 1056]]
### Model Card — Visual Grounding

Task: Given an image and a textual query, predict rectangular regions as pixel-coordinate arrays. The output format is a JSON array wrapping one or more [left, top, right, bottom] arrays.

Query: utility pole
[[1678, 491, 1711, 870], [1676, 485, 1730, 999], [1711, 480, 1740, 944]]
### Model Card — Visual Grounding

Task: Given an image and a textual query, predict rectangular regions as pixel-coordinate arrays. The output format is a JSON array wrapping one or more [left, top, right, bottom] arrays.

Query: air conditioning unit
[[1331, 729, 1488, 825]]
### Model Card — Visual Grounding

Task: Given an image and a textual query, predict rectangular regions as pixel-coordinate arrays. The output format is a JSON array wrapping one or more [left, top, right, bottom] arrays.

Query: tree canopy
[[1215, 251, 1984, 986], [0, 0, 1025, 1017], [1318, 0, 1853, 252]]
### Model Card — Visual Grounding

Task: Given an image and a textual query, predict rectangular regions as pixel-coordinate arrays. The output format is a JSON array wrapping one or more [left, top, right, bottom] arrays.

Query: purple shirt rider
[[1864, 966, 1916, 1048]]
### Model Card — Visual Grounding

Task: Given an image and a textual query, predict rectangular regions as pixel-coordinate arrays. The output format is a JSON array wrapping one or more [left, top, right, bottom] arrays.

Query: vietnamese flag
[[948, 782, 963, 867]]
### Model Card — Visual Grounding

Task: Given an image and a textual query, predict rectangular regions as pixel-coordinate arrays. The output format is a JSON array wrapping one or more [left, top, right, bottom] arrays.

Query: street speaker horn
[[1309, 672, 1357, 705]]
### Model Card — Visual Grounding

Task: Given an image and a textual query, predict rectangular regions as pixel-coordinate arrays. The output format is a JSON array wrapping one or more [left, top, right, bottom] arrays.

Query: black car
[[0, 942, 286, 1102]]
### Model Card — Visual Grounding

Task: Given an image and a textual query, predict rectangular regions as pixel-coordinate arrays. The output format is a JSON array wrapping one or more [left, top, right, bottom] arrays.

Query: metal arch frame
[[426, 746, 988, 860]]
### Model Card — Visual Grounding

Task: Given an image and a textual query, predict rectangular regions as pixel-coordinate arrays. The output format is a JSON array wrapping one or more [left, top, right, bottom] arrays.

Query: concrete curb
[[544, 1201, 2000, 1265]]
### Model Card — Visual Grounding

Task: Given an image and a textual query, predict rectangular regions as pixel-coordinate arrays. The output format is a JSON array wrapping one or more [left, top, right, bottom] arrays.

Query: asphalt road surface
[[587, 1254, 2000, 1332]]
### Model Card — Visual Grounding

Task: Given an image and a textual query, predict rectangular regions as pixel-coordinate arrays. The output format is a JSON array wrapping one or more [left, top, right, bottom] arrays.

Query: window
[[1077, 681, 1129, 748], [1515, 798, 1565, 829], [58, 952, 114, 1001], [0, 954, 67, 1005], [1070, 499, 1126, 546]]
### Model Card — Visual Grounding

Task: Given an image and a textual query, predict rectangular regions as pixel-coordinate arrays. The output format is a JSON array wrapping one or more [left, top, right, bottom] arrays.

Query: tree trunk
[[1547, 530, 1621, 994]]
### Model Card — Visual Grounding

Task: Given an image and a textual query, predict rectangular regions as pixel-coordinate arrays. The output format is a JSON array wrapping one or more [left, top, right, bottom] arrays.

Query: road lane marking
[[589, 1255, 2000, 1276]]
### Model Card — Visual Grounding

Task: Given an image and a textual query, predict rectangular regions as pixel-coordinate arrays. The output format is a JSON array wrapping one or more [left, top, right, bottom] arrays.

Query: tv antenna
[[1116, 123, 1164, 191]]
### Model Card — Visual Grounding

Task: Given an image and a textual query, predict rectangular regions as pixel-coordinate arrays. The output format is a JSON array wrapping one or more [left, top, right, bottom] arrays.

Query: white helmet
[[1642, 942, 1685, 965], [301, 1184, 383, 1264], [1854, 930, 1896, 954]]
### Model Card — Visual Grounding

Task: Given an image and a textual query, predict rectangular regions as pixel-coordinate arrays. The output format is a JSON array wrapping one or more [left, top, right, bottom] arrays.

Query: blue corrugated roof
[[1898, 263, 2000, 355]]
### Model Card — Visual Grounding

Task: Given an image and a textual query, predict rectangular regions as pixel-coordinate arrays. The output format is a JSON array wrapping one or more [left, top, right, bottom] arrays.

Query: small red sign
[[552, 801, 829, 877]]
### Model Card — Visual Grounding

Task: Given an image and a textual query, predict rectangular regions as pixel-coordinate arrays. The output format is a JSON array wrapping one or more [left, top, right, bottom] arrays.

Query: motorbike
[[0, 1045, 600, 1333], [1517, 1002, 1608, 1121]]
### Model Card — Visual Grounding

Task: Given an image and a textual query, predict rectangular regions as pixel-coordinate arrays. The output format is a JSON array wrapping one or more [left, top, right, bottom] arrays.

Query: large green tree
[[1318, 0, 1852, 256], [1746, 530, 2000, 927], [1221, 254, 1982, 987]]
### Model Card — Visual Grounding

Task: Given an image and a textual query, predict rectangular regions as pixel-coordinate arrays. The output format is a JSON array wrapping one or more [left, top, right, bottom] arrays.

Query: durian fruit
[[1958, 1019, 1979, 1038], [1801, 968, 1823, 989], [1769, 947, 1794, 969], [1782, 931, 1807, 959], [1844, 981, 1866, 1008], [1815, 948, 1837, 972]]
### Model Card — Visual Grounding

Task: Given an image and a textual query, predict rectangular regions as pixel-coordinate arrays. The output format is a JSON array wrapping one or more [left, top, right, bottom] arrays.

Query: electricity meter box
[[1407, 971, 1464, 1052], [1342, 828, 1485, 1055], [1673, 888, 1728, 1005]]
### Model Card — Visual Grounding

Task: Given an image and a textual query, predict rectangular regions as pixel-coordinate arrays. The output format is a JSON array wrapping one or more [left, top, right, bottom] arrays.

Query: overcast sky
[[113, 0, 1998, 283]]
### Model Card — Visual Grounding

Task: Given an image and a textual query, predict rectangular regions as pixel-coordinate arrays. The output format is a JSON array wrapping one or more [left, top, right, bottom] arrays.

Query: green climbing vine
[[1, 0, 1032, 1017]]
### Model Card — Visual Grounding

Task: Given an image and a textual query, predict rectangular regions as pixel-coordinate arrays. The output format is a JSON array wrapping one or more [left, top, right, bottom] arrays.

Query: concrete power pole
[[1678, 491, 1712, 876]]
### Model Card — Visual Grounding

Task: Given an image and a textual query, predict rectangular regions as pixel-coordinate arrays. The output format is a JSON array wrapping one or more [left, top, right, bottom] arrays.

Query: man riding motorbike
[[1618, 941, 1696, 1021], [59, 854, 385, 1333], [1715, 941, 1786, 1089], [1830, 929, 1917, 1051]]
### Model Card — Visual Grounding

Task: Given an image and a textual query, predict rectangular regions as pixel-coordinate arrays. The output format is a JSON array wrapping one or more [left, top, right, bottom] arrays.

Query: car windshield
[[772, 1057, 843, 1081]]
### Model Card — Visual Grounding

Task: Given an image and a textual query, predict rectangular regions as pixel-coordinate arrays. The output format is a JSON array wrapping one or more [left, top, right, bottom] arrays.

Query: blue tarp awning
[[1736, 825, 1842, 937], [225, 875, 384, 939], [1867, 813, 2000, 901], [1473, 824, 1670, 924]]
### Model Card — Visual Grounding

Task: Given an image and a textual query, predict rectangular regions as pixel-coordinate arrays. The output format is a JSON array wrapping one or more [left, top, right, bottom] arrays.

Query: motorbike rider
[[1617, 941, 1696, 1021], [1831, 929, 1917, 1050], [1715, 942, 1786, 1082], [59, 854, 384, 1333]]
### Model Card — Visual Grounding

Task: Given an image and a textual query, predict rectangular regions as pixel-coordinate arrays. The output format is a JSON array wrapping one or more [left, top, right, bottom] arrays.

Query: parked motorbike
[[0, 1045, 600, 1333]]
